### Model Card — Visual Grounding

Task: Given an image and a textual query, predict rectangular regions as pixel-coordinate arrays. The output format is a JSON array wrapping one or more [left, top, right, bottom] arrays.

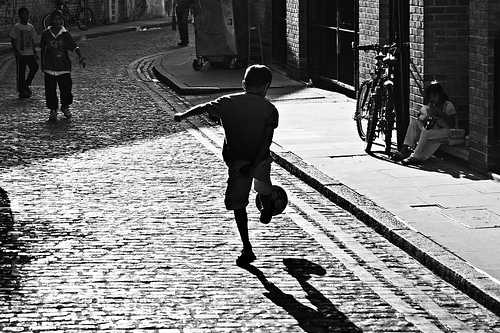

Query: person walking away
[[175, 0, 193, 45], [40, 10, 86, 122], [392, 81, 457, 165], [174, 65, 279, 266], [9, 7, 39, 99]]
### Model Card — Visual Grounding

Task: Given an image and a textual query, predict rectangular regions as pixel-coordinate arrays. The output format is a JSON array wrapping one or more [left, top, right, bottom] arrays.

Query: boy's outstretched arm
[[174, 105, 207, 122]]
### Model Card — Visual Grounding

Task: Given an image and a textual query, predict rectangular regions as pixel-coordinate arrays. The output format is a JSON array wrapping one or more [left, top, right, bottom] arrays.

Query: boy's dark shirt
[[40, 27, 78, 74], [176, 0, 193, 11], [202, 92, 279, 162]]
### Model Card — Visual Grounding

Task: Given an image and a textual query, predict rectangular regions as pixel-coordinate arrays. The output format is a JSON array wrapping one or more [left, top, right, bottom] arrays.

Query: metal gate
[[307, 0, 357, 92]]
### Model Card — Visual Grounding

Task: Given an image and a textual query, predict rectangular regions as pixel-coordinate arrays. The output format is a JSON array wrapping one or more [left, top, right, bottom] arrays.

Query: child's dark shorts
[[224, 156, 273, 211]]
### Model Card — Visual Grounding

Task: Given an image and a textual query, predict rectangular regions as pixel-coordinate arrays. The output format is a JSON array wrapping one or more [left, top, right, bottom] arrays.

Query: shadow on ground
[[368, 147, 487, 181], [241, 258, 362, 333], [0, 187, 24, 301]]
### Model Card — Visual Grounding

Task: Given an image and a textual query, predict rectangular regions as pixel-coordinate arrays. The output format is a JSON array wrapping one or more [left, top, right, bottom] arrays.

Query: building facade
[[263, 0, 500, 174]]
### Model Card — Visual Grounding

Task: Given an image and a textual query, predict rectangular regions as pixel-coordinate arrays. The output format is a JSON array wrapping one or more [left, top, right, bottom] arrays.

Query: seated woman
[[392, 81, 458, 165]]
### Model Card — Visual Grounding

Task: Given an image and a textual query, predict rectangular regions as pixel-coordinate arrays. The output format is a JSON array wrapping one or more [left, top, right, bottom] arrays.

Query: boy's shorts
[[224, 156, 273, 210]]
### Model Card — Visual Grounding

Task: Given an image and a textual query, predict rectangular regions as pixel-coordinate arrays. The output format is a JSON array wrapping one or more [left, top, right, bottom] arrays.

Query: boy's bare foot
[[236, 249, 256, 266]]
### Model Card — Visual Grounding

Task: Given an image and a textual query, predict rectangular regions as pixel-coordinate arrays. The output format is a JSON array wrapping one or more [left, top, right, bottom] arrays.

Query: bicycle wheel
[[42, 13, 51, 29], [355, 80, 372, 141], [365, 95, 381, 154], [77, 7, 94, 31], [383, 85, 396, 155]]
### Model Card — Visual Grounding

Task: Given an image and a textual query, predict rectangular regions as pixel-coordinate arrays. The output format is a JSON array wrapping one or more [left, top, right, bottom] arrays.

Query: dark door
[[272, 0, 287, 67], [307, 0, 357, 92]]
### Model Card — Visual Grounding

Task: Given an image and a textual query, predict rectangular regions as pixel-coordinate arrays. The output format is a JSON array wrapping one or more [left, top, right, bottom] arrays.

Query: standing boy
[[174, 65, 279, 266], [9, 7, 39, 99], [40, 10, 86, 121]]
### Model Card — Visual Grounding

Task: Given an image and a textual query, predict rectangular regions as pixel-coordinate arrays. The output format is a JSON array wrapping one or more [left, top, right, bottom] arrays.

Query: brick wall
[[285, 0, 304, 80], [423, 0, 469, 129], [468, 0, 500, 173], [0, 0, 166, 37], [408, 0, 425, 113], [357, 0, 391, 84], [248, 0, 272, 64], [358, 1, 469, 120]]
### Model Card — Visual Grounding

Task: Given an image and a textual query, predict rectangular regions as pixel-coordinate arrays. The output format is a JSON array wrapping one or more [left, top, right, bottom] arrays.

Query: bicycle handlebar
[[352, 42, 397, 53]]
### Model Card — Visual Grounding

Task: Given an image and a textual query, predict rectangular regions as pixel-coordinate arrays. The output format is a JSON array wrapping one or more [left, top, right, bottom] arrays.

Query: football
[[255, 185, 288, 216]]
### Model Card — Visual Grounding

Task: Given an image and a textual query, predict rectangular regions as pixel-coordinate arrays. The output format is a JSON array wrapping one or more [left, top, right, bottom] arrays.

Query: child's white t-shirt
[[9, 23, 37, 56]]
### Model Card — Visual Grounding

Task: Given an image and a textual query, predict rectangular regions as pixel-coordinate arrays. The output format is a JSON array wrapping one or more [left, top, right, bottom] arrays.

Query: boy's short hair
[[18, 7, 29, 16], [51, 9, 63, 19], [244, 65, 272, 88], [50, 9, 63, 22]]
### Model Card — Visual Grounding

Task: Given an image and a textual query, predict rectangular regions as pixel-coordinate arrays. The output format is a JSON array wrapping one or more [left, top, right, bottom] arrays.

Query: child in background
[[40, 10, 86, 121], [392, 81, 457, 165], [9, 7, 39, 99]]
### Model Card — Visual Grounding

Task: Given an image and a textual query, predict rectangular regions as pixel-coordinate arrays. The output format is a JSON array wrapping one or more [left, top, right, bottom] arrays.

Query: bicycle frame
[[61, 1, 81, 24], [353, 43, 399, 155]]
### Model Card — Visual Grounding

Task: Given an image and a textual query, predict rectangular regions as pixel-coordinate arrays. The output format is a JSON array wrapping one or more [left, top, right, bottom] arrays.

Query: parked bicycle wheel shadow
[[240, 258, 362, 332]]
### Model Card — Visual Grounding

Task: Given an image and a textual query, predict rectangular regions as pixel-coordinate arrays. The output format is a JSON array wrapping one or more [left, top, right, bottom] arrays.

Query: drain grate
[[410, 204, 443, 209]]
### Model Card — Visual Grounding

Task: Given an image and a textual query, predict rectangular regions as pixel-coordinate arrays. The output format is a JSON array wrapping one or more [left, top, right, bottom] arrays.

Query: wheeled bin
[[192, 0, 248, 70]]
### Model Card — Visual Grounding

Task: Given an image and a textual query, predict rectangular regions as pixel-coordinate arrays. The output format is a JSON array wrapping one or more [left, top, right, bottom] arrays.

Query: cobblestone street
[[1, 27, 500, 332]]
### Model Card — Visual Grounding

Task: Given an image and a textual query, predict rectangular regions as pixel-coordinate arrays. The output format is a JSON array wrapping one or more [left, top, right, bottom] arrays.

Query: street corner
[[153, 46, 246, 95]]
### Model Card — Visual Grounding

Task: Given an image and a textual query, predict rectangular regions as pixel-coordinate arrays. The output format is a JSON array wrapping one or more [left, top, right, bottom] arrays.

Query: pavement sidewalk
[[1, 17, 499, 316]]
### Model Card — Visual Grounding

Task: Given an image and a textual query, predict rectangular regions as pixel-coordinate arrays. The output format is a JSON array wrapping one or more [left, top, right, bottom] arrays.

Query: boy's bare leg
[[234, 208, 251, 250], [234, 208, 256, 265]]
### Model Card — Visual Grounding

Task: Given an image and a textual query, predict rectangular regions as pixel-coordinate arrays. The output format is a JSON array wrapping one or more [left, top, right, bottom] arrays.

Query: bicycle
[[43, 0, 94, 31], [353, 43, 399, 155]]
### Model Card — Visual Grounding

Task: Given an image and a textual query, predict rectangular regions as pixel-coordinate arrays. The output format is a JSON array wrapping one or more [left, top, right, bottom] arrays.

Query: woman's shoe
[[401, 156, 421, 166], [391, 150, 411, 161]]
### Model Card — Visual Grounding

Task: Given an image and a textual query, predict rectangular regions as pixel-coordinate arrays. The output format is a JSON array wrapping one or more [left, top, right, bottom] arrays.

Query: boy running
[[9, 7, 39, 99], [174, 65, 279, 266]]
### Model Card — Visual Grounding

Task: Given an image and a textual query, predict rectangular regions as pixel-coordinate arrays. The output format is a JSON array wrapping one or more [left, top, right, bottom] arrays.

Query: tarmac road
[[0, 25, 499, 332]]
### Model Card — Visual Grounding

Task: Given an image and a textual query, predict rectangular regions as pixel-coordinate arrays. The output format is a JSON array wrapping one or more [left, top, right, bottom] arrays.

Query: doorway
[[307, 0, 357, 93]]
